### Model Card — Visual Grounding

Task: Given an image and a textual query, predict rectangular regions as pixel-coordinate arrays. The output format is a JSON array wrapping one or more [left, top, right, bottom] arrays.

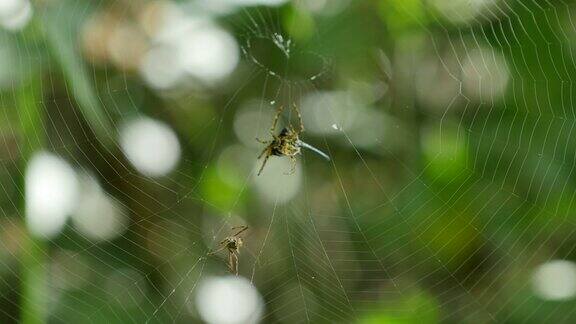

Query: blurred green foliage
[[1, 0, 576, 323]]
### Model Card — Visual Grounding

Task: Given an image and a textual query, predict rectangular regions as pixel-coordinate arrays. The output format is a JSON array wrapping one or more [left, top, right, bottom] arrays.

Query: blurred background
[[1, 0, 576, 323]]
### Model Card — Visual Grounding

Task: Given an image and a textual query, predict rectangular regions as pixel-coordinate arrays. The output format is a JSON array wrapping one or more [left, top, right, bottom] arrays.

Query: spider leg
[[256, 138, 269, 144], [232, 225, 248, 237], [257, 154, 271, 176], [270, 105, 285, 136], [293, 103, 305, 133], [206, 245, 226, 256], [229, 251, 239, 275], [227, 251, 233, 274], [257, 146, 269, 159]]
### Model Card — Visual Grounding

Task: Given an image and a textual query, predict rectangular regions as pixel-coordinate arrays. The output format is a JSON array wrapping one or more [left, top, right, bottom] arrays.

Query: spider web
[[1, 0, 576, 323]]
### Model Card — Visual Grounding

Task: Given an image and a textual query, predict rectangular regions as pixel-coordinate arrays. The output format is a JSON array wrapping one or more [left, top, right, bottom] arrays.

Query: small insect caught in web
[[256, 104, 330, 176], [208, 226, 249, 275]]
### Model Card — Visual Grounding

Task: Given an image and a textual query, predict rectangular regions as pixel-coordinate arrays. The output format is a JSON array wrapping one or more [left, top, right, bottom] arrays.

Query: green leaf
[[41, 1, 113, 144], [18, 77, 48, 324]]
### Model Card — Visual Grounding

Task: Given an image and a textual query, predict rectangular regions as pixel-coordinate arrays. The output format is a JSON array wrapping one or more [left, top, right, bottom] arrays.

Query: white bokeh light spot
[[301, 91, 359, 135], [0, 0, 32, 31], [72, 174, 128, 241], [179, 25, 239, 83], [202, 0, 289, 7], [195, 276, 263, 324], [233, 102, 279, 149], [25, 152, 78, 239], [254, 157, 301, 204], [140, 45, 185, 90], [462, 47, 509, 102], [119, 116, 181, 177], [532, 260, 576, 301], [429, 0, 498, 24], [0, 0, 24, 17], [140, 8, 239, 88]]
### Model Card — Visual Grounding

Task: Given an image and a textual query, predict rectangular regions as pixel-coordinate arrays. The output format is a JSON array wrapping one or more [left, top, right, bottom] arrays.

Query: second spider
[[209, 226, 249, 275]]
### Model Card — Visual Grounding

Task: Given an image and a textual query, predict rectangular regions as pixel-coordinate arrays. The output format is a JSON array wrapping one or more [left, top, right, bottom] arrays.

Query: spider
[[257, 104, 330, 176], [208, 226, 248, 275]]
